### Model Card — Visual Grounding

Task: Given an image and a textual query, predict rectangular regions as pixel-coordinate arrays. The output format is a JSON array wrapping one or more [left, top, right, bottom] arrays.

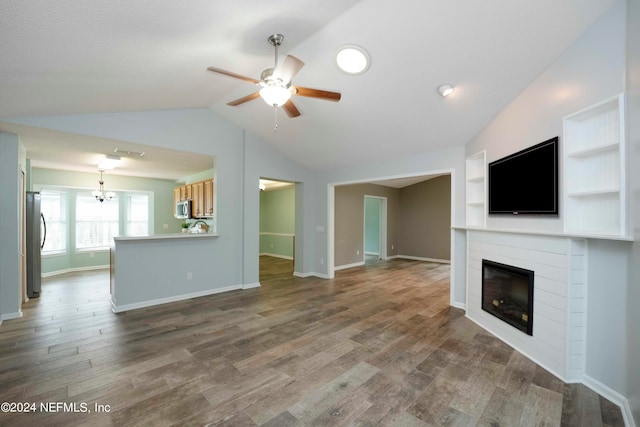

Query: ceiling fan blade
[[292, 86, 341, 102], [207, 67, 260, 85], [282, 99, 301, 118], [273, 55, 305, 83], [227, 92, 261, 106]]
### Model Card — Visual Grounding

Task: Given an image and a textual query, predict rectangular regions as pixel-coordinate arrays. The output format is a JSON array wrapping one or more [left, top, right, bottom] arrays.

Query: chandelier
[[92, 170, 115, 203]]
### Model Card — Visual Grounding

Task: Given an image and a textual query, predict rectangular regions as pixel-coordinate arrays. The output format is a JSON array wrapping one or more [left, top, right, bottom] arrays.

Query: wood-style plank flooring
[[0, 258, 624, 426]]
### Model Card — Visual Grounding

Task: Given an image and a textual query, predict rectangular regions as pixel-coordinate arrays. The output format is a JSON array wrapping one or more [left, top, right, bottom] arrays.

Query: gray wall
[[0, 133, 22, 319], [334, 176, 452, 267], [398, 175, 451, 261], [334, 183, 399, 266]]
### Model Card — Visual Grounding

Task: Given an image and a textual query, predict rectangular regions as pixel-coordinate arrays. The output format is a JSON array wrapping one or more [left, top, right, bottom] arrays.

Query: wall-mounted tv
[[488, 137, 559, 216]]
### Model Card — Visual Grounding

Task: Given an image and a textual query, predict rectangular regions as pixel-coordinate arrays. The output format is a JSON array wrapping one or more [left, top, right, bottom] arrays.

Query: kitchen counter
[[113, 232, 219, 242], [110, 230, 245, 314]]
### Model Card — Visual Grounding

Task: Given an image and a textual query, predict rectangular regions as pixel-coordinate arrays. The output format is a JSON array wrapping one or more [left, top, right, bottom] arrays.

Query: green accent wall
[[31, 167, 181, 275], [259, 186, 295, 258]]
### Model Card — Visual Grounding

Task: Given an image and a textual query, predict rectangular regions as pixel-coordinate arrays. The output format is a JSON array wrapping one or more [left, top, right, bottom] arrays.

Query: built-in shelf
[[563, 94, 625, 237], [465, 151, 486, 228], [566, 141, 619, 158]]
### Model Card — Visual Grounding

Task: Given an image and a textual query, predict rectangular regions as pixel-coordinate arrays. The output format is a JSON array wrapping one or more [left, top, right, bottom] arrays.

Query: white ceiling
[[0, 0, 618, 177]]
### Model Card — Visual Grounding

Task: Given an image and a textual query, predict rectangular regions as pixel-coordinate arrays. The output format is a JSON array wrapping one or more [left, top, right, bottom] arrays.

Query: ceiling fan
[[207, 34, 341, 118]]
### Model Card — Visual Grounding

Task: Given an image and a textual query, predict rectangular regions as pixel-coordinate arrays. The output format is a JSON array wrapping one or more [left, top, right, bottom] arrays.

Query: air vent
[[114, 148, 145, 157]]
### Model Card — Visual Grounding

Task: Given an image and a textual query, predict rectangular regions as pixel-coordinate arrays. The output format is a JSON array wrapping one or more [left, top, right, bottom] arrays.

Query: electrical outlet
[[163, 224, 169, 229], [320, 258, 324, 265], [89, 252, 94, 258], [270, 243, 274, 248], [356, 249, 360, 255], [187, 272, 192, 280], [391, 245, 394, 250]]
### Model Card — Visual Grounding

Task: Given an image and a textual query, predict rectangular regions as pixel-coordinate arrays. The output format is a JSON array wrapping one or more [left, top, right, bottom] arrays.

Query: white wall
[[464, 0, 635, 418], [625, 0, 640, 424], [465, 1, 626, 235]]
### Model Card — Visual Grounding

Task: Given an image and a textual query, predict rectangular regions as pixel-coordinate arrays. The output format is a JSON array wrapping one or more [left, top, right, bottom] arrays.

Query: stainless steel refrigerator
[[26, 191, 45, 298]]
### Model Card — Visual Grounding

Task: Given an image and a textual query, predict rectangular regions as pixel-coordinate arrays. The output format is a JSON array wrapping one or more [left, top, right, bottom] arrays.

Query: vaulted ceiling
[[0, 0, 618, 176]]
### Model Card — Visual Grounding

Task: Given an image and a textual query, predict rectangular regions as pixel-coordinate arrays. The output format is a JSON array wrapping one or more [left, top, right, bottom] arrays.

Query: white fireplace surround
[[466, 229, 587, 382]]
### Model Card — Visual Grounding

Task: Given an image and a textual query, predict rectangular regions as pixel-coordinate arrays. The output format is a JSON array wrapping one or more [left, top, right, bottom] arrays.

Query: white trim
[[242, 282, 261, 289], [293, 271, 329, 279], [451, 225, 633, 242], [334, 261, 365, 271], [259, 232, 295, 237], [259, 252, 294, 260], [465, 314, 565, 382], [388, 255, 450, 264], [583, 374, 635, 427], [41, 265, 109, 278], [111, 284, 245, 313], [451, 302, 466, 310], [0, 311, 23, 321], [364, 251, 379, 256]]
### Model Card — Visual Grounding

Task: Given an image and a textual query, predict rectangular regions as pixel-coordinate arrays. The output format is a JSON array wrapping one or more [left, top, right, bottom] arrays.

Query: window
[[75, 193, 119, 250], [40, 190, 66, 254], [126, 194, 149, 236]]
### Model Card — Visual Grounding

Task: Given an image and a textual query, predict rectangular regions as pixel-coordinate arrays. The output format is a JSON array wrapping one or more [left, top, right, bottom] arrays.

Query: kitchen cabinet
[[191, 181, 204, 218], [204, 179, 214, 216], [174, 178, 214, 218]]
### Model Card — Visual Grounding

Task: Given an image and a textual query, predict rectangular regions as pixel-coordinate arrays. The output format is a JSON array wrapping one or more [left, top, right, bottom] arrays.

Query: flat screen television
[[488, 137, 559, 215]]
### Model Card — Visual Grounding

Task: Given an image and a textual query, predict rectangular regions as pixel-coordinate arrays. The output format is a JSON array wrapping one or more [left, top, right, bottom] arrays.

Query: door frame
[[363, 195, 387, 261]]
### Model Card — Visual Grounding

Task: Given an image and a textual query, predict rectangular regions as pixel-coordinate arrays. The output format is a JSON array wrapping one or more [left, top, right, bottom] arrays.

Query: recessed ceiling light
[[437, 84, 455, 97], [336, 45, 370, 75]]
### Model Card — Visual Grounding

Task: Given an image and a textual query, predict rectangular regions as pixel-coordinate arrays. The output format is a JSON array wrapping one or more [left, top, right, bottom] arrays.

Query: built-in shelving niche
[[465, 151, 486, 228], [563, 94, 626, 237]]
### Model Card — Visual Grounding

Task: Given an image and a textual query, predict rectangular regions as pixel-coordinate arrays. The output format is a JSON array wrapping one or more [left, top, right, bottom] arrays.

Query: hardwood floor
[[0, 259, 624, 426]]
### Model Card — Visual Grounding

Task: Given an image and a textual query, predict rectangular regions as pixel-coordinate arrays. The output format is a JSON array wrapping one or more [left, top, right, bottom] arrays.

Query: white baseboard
[[293, 271, 329, 279], [242, 282, 261, 289], [112, 284, 245, 313], [0, 311, 23, 322], [451, 301, 466, 310], [465, 313, 635, 427], [260, 253, 294, 260], [389, 255, 450, 264], [41, 265, 109, 278], [583, 374, 635, 427], [365, 251, 379, 256], [334, 261, 365, 271]]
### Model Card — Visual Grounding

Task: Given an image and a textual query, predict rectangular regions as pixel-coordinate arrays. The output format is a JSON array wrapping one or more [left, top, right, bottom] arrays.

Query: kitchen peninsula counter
[[114, 232, 219, 242], [110, 231, 253, 313]]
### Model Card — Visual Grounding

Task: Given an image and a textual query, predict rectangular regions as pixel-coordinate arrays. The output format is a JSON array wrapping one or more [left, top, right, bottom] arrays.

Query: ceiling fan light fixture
[[259, 84, 291, 107], [336, 45, 370, 75], [437, 84, 455, 97]]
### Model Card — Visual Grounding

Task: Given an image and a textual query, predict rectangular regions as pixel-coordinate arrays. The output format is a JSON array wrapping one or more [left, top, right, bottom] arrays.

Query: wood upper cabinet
[[180, 185, 191, 201], [191, 181, 204, 218], [204, 179, 214, 216], [174, 178, 213, 218], [173, 187, 181, 207]]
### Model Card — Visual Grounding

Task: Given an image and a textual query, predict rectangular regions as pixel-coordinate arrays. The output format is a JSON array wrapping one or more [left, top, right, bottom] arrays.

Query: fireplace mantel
[[465, 229, 587, 382], [452, 225, 633, 242]]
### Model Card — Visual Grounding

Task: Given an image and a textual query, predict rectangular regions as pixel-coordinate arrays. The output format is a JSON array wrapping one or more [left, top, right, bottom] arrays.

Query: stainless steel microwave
[[175, 200, 191, 219]]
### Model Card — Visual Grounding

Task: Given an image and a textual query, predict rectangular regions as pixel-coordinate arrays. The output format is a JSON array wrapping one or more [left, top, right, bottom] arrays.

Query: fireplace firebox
[[481, 259, 534, 335]]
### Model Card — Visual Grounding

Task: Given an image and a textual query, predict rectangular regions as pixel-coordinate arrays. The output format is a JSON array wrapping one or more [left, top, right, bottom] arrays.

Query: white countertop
[[114, 232, 219, 242]]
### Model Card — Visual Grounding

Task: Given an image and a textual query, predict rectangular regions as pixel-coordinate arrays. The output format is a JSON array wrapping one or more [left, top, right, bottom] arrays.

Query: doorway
[[364, 195, 387, 262], [258, 178, 296, 282]]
